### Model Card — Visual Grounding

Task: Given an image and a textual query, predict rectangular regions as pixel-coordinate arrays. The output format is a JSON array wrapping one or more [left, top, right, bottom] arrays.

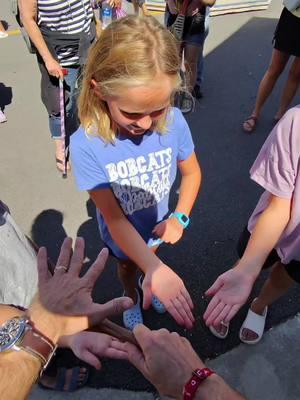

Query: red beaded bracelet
[[183, 368, 215, 400]]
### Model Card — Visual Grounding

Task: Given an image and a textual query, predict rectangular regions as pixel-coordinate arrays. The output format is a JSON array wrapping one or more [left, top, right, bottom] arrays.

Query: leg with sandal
[[243, 7, 300, 133]]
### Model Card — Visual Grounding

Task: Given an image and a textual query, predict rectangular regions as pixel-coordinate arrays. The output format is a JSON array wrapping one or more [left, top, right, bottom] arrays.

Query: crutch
[[59, 68, 69, 179]]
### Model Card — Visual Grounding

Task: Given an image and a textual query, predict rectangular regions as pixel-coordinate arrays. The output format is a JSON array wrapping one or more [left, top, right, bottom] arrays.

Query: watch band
[[183, 368, 215, 400], [21, 320, 56, 367], [169, 211, 190, 228]]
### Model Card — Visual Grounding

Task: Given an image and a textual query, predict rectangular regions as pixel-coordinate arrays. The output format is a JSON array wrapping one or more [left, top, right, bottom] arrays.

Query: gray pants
[[0, 202, 38, 308]]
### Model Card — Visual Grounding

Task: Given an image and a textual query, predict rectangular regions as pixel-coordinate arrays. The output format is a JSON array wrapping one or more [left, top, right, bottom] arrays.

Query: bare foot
[[39, 367, 89, 392]]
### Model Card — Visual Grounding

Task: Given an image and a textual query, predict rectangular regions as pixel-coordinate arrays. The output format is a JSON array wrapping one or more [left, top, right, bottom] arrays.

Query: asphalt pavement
[[1, 0, 300, 398]]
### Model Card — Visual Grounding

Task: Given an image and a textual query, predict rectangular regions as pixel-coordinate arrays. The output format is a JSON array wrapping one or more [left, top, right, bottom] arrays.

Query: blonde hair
[[78, 15, 181, 142]]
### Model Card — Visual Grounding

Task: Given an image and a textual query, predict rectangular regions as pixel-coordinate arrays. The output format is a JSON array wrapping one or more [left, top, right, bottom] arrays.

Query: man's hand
[[44, 57, 64, 79], [152, 217, 184, 244], [143, 264, 194, 329], [28, 237, 133, 340], [125, 325, 204, 398], [203, 267, 255, 327], [63, 331, 128, 370]]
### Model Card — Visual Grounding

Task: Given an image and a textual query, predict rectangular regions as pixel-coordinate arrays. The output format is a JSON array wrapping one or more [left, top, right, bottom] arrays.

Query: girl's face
[[101, 74, 175, 136]]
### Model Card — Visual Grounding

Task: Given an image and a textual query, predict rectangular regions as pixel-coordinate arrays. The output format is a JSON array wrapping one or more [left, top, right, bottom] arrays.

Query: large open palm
[[203, 268, 255, 327]]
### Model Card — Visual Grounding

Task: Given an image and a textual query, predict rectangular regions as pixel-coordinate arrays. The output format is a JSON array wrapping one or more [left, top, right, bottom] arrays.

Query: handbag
[[283, 0, 300, 12], [168, 0, 190, 41], [10, 0, 36, 54]]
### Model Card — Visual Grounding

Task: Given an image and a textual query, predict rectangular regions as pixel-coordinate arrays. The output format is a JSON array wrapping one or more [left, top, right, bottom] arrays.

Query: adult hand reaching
[[142, 264, 194, 329], [63, 331, 129, 370], [29, 237, 133, 339], [125, 325, 204, 398], [203, 267, 256, 327]]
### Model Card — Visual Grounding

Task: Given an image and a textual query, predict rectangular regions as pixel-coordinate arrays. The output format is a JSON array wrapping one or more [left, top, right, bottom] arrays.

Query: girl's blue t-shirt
[[70, 107, 194, 258]]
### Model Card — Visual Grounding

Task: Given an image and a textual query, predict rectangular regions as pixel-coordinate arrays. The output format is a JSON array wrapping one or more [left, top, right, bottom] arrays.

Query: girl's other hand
[[203, 267, 256, 327], [152, 217, 184, 244], [142, 265, 194, 329], [66, 331, 129, 369]]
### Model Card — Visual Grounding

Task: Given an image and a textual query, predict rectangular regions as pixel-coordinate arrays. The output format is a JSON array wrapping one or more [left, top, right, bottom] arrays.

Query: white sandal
[[209, 321, 230, 339], [239, 299, 268, 345]]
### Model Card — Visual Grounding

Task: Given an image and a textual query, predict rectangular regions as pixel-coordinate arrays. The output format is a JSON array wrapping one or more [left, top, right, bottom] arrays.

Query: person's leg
[[240, 261, 295, 341], [0, 20, 8, 38], [275, 56, 300, 120], [243, 49, 290, 131], [132, 0, 139, 15], [195, 14, 209, 92], [118, 260, 138, 303], [184, 43, 201, 91]]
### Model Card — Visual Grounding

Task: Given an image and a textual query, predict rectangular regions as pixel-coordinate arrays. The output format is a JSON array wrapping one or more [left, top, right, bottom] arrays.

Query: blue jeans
[[49, 66, 79, 139], [196, 14, 210, 86]]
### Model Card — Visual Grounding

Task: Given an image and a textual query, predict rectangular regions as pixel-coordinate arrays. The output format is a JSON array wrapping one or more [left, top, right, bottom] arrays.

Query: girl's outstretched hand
[[142, 265, 195, 329], [152, 217, 184, 244], [203, 268, 256, 327]]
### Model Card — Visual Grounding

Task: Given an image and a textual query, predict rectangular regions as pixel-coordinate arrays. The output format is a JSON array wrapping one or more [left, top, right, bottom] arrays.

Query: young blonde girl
[[70, 16, 201, 330]]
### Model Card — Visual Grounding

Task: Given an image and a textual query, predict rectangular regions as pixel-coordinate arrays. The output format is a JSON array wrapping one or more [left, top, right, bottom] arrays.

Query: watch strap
[[20, 319, 56, 368], [169, 211, 190, 228], [183, 368, 215, 400]]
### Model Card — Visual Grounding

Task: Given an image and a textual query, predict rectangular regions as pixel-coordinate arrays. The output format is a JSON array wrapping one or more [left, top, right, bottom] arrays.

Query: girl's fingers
[[55, 237, 73, 273], [203, 296, 221, 323], [165, 300, 185, 326], [181, 287, 194, 310], [212, 304, 231, 327], [177, 294, 195, 324], [205, 277, 223, 297], [224, 304, 241, 323], [170, 298, 193, 329], [205, 301, 225, 327]]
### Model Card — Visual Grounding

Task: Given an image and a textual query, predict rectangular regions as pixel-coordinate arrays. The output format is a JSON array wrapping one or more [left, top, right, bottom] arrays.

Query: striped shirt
[[37, 0, 94, 66]]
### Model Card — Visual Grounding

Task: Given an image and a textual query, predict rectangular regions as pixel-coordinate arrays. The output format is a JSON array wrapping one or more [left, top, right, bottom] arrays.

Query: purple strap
[[59, 75, 67, 178]]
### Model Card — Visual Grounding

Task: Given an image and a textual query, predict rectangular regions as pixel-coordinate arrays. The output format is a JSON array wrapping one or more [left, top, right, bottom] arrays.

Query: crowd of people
[[1, 0, 300, 398]]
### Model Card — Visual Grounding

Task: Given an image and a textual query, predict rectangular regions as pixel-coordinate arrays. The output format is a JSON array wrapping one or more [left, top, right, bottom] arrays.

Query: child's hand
[[203, 267, 256, 327], [66, 331, 129, 369], [142, 265, 194, 329], [152, 217, 184, 244]]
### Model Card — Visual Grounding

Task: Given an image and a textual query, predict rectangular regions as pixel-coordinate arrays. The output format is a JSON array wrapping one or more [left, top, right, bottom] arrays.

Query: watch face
[[0, 317, 26, 352], [181, 215, 188, 223]]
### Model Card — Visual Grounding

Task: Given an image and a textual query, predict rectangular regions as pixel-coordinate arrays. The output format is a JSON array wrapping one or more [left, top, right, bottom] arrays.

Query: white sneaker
[[0, 110, 7, 123], [0, 31, 8, 39]]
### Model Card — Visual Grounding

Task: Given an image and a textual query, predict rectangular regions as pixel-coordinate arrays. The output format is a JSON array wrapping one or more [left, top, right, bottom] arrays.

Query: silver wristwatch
[[0, 316, 56, 374]]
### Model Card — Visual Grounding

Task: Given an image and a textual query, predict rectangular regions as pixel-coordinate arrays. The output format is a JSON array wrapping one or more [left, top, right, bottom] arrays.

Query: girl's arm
[[89, 189, 195, 328], [19, 0, 64, 79], [153, 152, 201, 244], [204, 194, 291, 327]]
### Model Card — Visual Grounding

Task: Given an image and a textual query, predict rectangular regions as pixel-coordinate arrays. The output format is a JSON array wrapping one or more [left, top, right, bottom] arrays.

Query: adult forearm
[[237, 198, 290, 278], [20, 19, 53, 63], [0, 352, 41, 400], [175, 169, 201, 216], [108, 218, 162, 272], [193, 374, 246, 400]]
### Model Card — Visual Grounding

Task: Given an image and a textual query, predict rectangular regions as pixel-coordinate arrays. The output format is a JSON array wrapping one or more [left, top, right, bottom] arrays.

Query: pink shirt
[[248, 106, 300, 263]]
